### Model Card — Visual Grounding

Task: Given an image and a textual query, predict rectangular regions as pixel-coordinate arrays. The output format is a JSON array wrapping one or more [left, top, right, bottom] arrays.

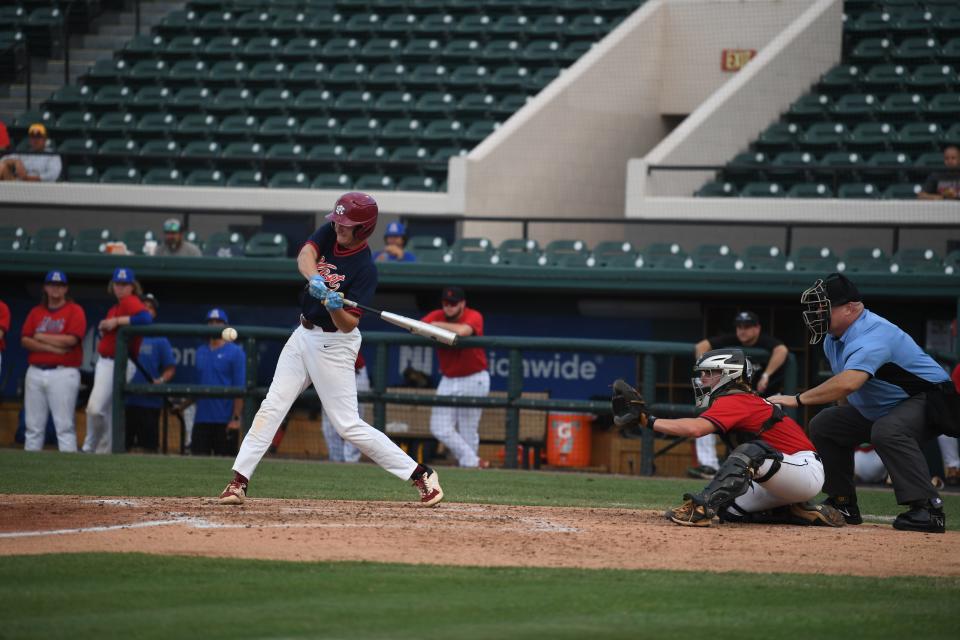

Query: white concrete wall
[[630, 0, 842, 201]]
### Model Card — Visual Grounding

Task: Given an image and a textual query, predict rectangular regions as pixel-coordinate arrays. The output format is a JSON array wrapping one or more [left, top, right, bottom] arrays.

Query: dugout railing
[[112, 324, 797, 473]]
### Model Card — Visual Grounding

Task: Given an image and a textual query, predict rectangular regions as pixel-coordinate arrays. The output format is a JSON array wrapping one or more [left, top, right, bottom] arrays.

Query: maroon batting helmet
[[325, 192, 379, 241]]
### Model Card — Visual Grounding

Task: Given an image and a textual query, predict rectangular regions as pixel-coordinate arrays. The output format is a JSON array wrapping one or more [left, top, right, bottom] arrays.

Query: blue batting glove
[[324, 291, 344, 311], [308, 275, 329, 300]]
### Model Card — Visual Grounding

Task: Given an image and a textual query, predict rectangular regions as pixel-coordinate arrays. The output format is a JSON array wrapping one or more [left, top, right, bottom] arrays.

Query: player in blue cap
[[372, 221, 415, 263]]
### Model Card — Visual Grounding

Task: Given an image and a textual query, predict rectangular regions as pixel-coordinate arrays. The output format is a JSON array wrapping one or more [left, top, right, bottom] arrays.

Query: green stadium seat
[[320, 38, 361, 63], [373, 90, 415, 115], [457, 250, 499, 266], [181, 140, 222, 162], [798, 122, 847, 150], [140, 139, 182, 164], [914, 151, 947, 168], [299, 116, 341, 143], [498, 238, 540, 258], [740, 182, 784, 197], [944, 123, 960, 145], [123, 33, 167, 60], [544, 239, 589, 265], [723, 151, 769, 181], [135, 112, 177, 139], [818, 64, 862, 95], [600, 253, 642, 269], [431, 147, 466, 163], [236, 13, 274, 38], [402, 37, 442, 60], [174, 114, 218, 141], [252, 88, 295, 115], [391, 145, 431, 162], [84, 58, 129, 86], [837, 182, 881, 198], [408, 63, 450, 89], [891, 37, 941, 63], [307, 143, 347, 162], [754, 122, 800, 151], [339, 117, 381, 142], [45, 85, 93, 112], [847, 122, 895, 151], [291, 88, 335, 116], [413, 91, 456, 115], [259, 115, 300, 140], [167, 60, 208, 84], [354, 174, 395, 190], [839, 247, 891, 273], [695, 180, 738, 197], [879, 92, 926, 122], [32, 227, 73, 252], [493, 93, 530, 118], [421, 119, 464, 143], [743, 245, 786, 271], [593, 240, 635, 259], [184, 169, 227, 186], [127, 59, 168, 85], [530, 15, 567, 38], [926, 92, 960, 118], [521, 39, 562, 63], [464, 120, 498, 144], [266, 142, 306, 161], [95, 111, 137, 137], [489, 65, 530, 90], [864, 150, 911, 182], [786, 183, 833, 198], [882, 182, 923, 198], [66, 165, 100, 183], [850, 37, 893, 64], [408, 235, 448, 253], [527, 67, 561, 91], [396, 176, 441, 191], [381, 13, 419, 36], [331, 90, 374, 116], [560, 40, 594, 65], [897, 121, 943, 150], [381, 118, 423, 142], [248, 61, 289, 87], [450, 237, 494, 262], [483, 39, 521, 63], [142, 168, 184, 185], [817, 151, 864, 181], [222, 141, 264, 162], [226, 170, 264, 187], [861, 63, 909, 92], [311, 173, 353, 189], [169, 87, 212, 115], [131, 86, 173, 113], [280, 37, 323, 61], [327, 62, 368, 87], [218, 115, 260, 141], [343, 12, 384, 36], [786, 94, 832, 122], [288, 61, 328, 86], [100, 166, 141, 184], [785, 246, 837, 272], [57, 137, 98, 157], [565, 14, 610, 38], [245, 232, 289, 257], [891, 247, 944, 274], [165, 35, 205, 59], [55, 111, 96, 137], [348, 144, 389, 162], [359, 38, 403, 62], [207, 60, 249, 86], [830, 93, 880, 120], [268, 171, 311, 188], [892, 9, 936, 35], [769, 151, 815, 184], [204, 231, 246, 257], [98, 138, 140, 155], [907, 64, 957, 91], [0, 225, 28, 250], [89, 85, 135, 113], [847, 11, 895, 37]]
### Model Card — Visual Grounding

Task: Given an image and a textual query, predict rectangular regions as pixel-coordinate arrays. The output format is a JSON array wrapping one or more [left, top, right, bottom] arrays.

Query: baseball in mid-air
[[221, 327, 238, 342]]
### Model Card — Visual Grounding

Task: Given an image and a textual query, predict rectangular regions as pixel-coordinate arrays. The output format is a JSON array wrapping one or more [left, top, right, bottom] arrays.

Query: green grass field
[[2, 449, 959, 639]]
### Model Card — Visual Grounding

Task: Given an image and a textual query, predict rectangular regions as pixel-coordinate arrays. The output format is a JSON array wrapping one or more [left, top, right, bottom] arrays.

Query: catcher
[[612, 348, 844, 528]]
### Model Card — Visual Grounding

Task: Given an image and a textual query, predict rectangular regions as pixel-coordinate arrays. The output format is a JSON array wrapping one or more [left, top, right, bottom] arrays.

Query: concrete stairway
[[0, 0, 185, 127]]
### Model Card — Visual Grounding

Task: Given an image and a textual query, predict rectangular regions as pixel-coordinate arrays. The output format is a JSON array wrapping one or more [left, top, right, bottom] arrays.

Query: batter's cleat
[[893, 499, 946, 533], [477, 459, 492, 469], [821, 496, 862, 525], [787, 501, 846, 527], [219, 480, 247, 505], [686, 465, 717, 480], [666, 498, 713, 527], [412, 465, 443, 507]]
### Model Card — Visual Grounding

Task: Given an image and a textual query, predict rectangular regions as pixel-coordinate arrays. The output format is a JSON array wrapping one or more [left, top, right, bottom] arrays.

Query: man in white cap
[[155, 218, 202, 257]]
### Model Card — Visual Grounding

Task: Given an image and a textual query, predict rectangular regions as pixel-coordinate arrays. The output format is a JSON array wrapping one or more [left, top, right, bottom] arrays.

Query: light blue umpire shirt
[[824, 308, 949, 421]]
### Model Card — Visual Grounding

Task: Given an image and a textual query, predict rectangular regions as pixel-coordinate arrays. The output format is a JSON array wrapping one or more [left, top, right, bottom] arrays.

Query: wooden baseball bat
[[341, 298, 459, 346]]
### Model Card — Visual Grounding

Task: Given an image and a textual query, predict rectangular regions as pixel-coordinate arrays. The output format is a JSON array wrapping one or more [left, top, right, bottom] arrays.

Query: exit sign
[[721, 49, 756, 71]]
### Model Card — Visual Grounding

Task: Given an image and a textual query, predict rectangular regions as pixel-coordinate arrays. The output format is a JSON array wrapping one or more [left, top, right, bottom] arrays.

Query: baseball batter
[[322, 354, 368, 463], [613, 349, 843, 528], [82, 267, 151, 454], [219, 192, 443, 506], [21, 270, 87, 452], [421, 286, 491, 468]]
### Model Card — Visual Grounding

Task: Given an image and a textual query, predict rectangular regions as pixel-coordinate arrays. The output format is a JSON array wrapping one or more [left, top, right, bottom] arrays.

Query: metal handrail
[[112, 324, 796, 472]]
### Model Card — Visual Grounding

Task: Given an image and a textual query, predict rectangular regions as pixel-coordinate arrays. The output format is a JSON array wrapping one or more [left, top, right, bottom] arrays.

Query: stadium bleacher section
[[699, 0, 960, 199], [7, 0, 646, 189]]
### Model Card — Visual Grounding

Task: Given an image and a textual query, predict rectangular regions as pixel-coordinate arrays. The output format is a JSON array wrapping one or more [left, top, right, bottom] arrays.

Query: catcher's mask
[[692, 349, 751, 410]]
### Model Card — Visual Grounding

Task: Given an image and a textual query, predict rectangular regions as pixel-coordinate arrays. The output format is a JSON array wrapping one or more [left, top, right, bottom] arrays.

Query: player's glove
[[611, 379, 656, 439], [324, 291, 344, 311], [308, 275, 330, 301]]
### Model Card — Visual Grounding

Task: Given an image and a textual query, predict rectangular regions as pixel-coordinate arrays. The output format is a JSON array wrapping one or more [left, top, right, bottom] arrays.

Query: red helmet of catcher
[[325, 192, 379, 241]]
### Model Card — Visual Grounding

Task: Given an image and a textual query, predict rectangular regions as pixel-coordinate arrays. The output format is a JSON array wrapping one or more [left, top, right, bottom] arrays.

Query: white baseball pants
[[854, 448, 888, 483], [726, 450, 824, 514], [82, 357, 135, 454], [322, 366, 369, 463], [938, 434, 959, 470], [24, 366, 81, 452], [429, 370, 491, 468], [233, 325, 417, 481], [695, 433, 720, 469]]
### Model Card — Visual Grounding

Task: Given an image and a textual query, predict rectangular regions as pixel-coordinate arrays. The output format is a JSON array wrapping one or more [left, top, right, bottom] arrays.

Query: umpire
[[768, 273, 954, 533]]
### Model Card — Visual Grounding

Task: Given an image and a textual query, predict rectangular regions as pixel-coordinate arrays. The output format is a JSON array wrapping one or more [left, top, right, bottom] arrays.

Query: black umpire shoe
[[822, 496, 863, 525], [893, 498, 946, 534]]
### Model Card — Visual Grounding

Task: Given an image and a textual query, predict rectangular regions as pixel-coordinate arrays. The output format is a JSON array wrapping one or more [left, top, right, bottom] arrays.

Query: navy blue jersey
[[300, 222, 378, 331]]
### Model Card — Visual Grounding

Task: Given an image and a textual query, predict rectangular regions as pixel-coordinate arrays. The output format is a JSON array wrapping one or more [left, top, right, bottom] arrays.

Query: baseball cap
[[823, 272, 862, 305], [163, 218, 183, 233], [734, 310, 759, 326], [206, 308, 229, 323], [28, 123, 47, 137], [44, 270, 67, 284], [142, 293, 159, 309], [384, 221, 406, 237], [441, 286, 465, 304], [112, 266, 135, 283]]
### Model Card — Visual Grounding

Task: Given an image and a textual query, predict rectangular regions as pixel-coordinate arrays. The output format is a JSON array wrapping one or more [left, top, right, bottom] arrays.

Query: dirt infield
[[1, 494, 958, 577]]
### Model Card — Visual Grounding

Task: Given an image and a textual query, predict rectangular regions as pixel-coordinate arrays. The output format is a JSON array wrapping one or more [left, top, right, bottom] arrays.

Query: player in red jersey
[[624, 349, 844, 527], [82, 267, 152, 454]]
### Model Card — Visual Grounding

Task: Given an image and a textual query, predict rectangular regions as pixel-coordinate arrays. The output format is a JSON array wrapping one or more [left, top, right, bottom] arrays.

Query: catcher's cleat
[[821, 496, 862, 525], [686, 464, 717, 480], [219, 480, 247, 505], [667, 499, 713, 527], [412, 465, 443, 506], [787, 501, 846, 527]]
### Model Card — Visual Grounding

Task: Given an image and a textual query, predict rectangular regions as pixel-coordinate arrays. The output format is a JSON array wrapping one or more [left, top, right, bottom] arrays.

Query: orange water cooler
[[546, 413, 592, 467]]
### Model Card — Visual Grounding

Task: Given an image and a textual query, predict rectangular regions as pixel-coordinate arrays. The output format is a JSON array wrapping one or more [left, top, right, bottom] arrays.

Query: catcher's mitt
[[611, 379, 648, 438]]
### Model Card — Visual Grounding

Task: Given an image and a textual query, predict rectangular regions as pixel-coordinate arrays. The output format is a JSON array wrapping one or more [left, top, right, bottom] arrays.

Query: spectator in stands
[[421, 286, 491, 468], [155, 218, 202, 257], [322, 355, 369, 463], [125, 294, 176, 453], [0, 297, 8, 377], [917, 145, 959, 201], [0, 123, 62, 182], [689, 311, 790, 479], [372, 221, 416, 263], [178, 308, 245, 457], [21, 270, 87, 452], [83, 267, 152, 454]]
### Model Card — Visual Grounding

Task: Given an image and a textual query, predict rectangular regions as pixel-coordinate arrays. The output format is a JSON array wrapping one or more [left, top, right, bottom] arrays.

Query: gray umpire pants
[[808, 395, 940, 505]]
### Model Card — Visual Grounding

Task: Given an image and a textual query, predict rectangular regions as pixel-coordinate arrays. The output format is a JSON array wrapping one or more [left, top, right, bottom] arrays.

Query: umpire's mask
[[800, 279, 831, 344]]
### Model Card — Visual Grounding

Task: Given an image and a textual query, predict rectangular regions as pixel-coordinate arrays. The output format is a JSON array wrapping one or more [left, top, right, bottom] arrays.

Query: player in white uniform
[[219, 192, 442, 506], [322, 356, 369, 463]]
